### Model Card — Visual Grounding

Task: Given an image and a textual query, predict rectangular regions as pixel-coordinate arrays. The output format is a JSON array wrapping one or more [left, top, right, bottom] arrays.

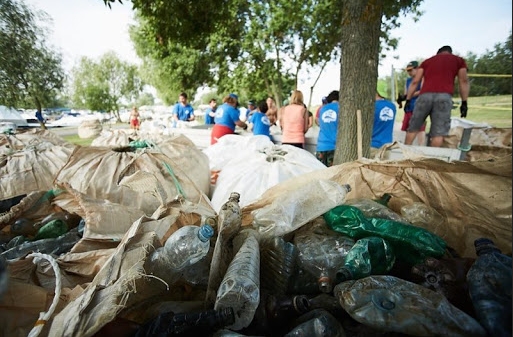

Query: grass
[[62, 134, 94, 146]]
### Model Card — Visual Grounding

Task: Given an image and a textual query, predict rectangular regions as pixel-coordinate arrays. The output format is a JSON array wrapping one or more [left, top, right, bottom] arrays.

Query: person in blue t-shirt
[[315, 90, 339, 167], [172, 92, 195, 122], [204, 98, 217, 125], [248, 100, 272, 139], [245, 100, 257, 121], [210, 93, 248, 144], [372, 84, 397, 154]]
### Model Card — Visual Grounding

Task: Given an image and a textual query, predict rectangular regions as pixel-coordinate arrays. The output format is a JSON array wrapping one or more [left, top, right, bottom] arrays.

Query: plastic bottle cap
[[474, 237, 501, 256], [198, 224, 215, 242]]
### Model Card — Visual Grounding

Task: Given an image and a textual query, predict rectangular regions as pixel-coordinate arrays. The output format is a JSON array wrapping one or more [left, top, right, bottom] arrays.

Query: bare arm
[[303, 107, 309, 133], [406, 69, 424, 100], [277, 106, 285, 129], [458, 68, 469, 101], [235, 120, 248, 130]]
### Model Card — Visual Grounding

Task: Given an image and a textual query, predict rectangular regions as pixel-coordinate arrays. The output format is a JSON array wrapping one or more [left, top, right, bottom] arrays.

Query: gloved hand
[[404, 100, 413, 112], [460, 101, 468, 118], [396, 94, 407, 108]]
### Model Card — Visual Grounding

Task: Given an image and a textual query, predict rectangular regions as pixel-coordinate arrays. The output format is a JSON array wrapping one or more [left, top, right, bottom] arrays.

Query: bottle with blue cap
[[147, 224, 215, 285]]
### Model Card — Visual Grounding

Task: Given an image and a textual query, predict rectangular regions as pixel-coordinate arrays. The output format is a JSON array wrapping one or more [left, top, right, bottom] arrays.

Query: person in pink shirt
[[278, 90, 309, 148]]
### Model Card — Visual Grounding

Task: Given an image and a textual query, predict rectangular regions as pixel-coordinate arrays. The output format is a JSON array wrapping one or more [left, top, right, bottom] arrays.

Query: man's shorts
[[401, 112, 426, 132], [407, 93, 452, 137]]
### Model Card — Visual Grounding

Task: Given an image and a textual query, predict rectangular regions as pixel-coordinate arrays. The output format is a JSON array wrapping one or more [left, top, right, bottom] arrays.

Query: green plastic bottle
[[33, 219, 68, 241], [324, 205, 447, 266], [336, 236, 396, 282]]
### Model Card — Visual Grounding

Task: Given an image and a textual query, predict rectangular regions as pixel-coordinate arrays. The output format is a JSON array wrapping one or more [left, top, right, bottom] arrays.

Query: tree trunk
[[334, 0, 383, 164]]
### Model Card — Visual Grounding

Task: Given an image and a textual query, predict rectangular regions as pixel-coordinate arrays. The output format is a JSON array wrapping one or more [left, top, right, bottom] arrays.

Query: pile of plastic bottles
[[1, 192, 511, 337]]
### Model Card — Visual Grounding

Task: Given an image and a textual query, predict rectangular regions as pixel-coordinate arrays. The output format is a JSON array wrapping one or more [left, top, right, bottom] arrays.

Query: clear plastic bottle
[[1, 228, 81, 261], [284, 308, 345, 337], [334, 275, 487, 337], [147, 224, 214, 285], [294, 233, 355, 293], [214, 234, 260, 331], [259, 237, 298, 296], [252, 181, 351, 239], [336, 236, 396, 282], [466, 238, 512, 337]]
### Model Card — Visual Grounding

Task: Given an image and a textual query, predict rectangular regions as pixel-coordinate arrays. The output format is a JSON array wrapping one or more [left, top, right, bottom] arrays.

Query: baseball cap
[[321, 96, 328, 104], [406, 61, 419, 70], [247, 100, 256, 106], [229, 93, 239, 101]]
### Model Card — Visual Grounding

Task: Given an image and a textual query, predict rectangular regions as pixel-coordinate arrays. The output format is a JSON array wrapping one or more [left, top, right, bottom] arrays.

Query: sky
[[25, 0, 512, 105]]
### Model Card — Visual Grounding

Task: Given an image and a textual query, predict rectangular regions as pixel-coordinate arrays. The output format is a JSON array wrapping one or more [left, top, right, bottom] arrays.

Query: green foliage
[[466, 31, 512, 96], [69, 52, 144, 119], [0, 0, 65, 111], [136, 92, 155, 107]]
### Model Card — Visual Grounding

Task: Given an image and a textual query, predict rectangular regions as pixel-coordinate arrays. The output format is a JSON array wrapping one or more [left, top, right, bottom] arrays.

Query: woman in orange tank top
[[278, 90, 309, 148]]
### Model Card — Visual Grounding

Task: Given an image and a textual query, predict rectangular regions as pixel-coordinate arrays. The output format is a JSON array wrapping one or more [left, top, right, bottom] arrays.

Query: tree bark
[[334, 0, 383, 164]]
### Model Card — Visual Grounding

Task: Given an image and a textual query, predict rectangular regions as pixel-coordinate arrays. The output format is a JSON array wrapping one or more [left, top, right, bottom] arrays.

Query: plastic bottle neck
[[336, 267, 353, 283], [198, 224, 214, 242], [474, 238, 502, 256]]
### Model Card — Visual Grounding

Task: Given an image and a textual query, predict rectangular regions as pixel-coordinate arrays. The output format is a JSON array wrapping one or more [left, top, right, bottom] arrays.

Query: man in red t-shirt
[[404, 45, 470, 147]]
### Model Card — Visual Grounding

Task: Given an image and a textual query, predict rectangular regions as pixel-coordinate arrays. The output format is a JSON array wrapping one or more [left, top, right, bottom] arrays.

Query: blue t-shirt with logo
[[205, 107, 216, 124], [317, 102, 339, 151], [172, 103, 194, 121], [372, 99, 396, 148], [249, 111, 271, 138], [214, 103, 240, 130]]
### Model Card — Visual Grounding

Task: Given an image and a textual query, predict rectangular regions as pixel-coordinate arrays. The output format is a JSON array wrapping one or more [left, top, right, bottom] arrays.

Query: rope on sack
[[26, 252, 62, 337], [162, 162, 187, 198], [129, 139, 159, 150]]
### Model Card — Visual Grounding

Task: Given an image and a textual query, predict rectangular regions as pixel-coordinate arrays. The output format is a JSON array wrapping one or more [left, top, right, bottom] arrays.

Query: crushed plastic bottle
[[1, 227, 81, 261], [206, 192, 242, 307], [147, 224, 214, 286], [467, 238, 512, 337], [324, 205, 446, 266], [334, 275, 487, 337], [252, 181, 351, 239], [345, 197, 408, 223], [411, 256, 476, 316], [294, 233, 355, 293], [336, 236, 396, 283], [284, 308, 345, 337], [259, 237, 298, 296], [214, 233, 260, 331], [400, 202, 447, 237]]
